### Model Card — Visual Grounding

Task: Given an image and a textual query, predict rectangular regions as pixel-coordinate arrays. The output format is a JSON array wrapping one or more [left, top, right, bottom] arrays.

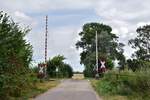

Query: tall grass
[[93, 68, 150, 100]]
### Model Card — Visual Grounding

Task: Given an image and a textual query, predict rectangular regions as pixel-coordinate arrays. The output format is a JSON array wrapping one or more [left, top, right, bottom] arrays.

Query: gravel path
[[34, 79, 101, 100]]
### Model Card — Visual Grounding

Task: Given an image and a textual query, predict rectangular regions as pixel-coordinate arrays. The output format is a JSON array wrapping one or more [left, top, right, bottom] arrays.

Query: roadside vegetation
[[46, 55, 73, 78], [0, 11, 36, 99], [91, 67, 150, 100], [11, 79, 59, 100], [76, 22, 150, 100], [76, 23, 125, 77], [0, 11, 72, 99]]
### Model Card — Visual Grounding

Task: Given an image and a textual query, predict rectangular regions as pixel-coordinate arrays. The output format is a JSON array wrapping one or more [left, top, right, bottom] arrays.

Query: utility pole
[[45, 15, 48, 77], [37, 16, 48, 79], [95, 31, 99, 78]]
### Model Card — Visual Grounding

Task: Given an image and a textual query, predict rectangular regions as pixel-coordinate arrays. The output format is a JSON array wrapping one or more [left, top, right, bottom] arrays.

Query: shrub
[[96, 79, 117, 95], [127, 59, 150, 71], [94, 68, 150, 99], [0, 11, 34, 99], [46, 55, 73, 78]]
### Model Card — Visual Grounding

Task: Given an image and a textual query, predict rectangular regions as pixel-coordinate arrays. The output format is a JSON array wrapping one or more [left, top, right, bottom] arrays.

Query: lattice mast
[[45, 15, 48, 76]]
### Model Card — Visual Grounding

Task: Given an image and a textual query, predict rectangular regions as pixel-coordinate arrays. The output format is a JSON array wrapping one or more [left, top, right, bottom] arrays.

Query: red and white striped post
[[45, 15, 48, 77]]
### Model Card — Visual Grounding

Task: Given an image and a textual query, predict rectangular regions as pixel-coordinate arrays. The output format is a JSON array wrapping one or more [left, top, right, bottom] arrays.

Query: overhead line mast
[[45, 15, 48, 76]]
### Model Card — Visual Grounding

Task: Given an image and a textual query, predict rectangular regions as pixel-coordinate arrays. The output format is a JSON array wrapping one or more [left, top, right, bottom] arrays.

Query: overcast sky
[[1, 0, 150, 71]]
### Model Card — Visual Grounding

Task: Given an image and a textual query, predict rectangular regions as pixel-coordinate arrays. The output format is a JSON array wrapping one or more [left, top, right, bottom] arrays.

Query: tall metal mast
[[45, 15, 48, 76]]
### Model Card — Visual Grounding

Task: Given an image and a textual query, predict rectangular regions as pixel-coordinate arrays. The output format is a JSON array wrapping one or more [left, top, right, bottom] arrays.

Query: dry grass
[[102, 95, 128, 100], [36, 80, 59, 90], [19, 79, 60, 100], [72, 74, 84, 80]]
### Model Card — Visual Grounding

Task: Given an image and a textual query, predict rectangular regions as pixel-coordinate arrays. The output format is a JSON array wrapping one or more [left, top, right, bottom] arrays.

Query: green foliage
[[129, 25, 150, 61], [93, 69, 150, 100], [0, 11, 33, 99], [47, 55, 73, 78], [63, 63, 73, 78], [83, 65, 95, 77], [31, 66, 39, 73], [105, 59, 114, 70], [96, 79, 117, 95], [127, 59, 150, 71], [76, 23, 125, 77]]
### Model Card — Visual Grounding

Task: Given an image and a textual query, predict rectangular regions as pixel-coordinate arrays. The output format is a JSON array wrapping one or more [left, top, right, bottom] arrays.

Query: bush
[[46, 55, 73, 78], [0, 11, 34, 99], [94, 68, 150, 99], [127, 59, 150, 71], [105, 59, 114, 70], [83, 65, 95, 77], [96, 79, 117, 95]]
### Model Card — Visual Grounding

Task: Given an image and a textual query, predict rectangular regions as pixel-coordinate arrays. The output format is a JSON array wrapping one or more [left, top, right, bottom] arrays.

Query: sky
[[1, 0, 150, 71]]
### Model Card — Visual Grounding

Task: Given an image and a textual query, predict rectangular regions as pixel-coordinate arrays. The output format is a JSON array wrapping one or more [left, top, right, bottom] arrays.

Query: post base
[[95, 73, 99, 79]]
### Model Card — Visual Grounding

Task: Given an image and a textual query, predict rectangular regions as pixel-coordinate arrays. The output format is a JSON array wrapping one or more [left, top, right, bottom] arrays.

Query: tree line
[[76, 22, 150, 77], [76, 22, 150, 99], [46, 55, 73, 78]]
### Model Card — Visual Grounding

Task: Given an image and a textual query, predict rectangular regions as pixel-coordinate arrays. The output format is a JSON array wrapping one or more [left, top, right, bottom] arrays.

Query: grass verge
[[90, 79, 128, 100], [90, 69, 150, 100], [11, 79, 60, 100]]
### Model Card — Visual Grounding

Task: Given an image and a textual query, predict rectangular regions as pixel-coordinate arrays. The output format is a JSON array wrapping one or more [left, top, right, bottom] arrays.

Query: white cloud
[[10, 11, 38, 29], [112, 28, 119, 35], [27, 25, 83, 71], [137, 22, 150, 27], [14, 11, 31, 20], [95, 0, 150, 21], [0, 0, 94, 13], [93, 0, 150, 58], [120, 27, 129, 34]]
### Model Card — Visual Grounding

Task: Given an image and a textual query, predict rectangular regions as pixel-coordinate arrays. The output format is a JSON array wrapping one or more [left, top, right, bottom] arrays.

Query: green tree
[[76, 23, 125, 77], [47, 55, 73, 78], [129, 25, 150, 61], [127, 59, 150, 72], [62, 63, 73, 78], [0, 11, 33, 98]]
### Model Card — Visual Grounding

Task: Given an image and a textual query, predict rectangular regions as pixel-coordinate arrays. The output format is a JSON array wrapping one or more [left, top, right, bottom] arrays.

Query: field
[[72, 74, 84, 80]]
